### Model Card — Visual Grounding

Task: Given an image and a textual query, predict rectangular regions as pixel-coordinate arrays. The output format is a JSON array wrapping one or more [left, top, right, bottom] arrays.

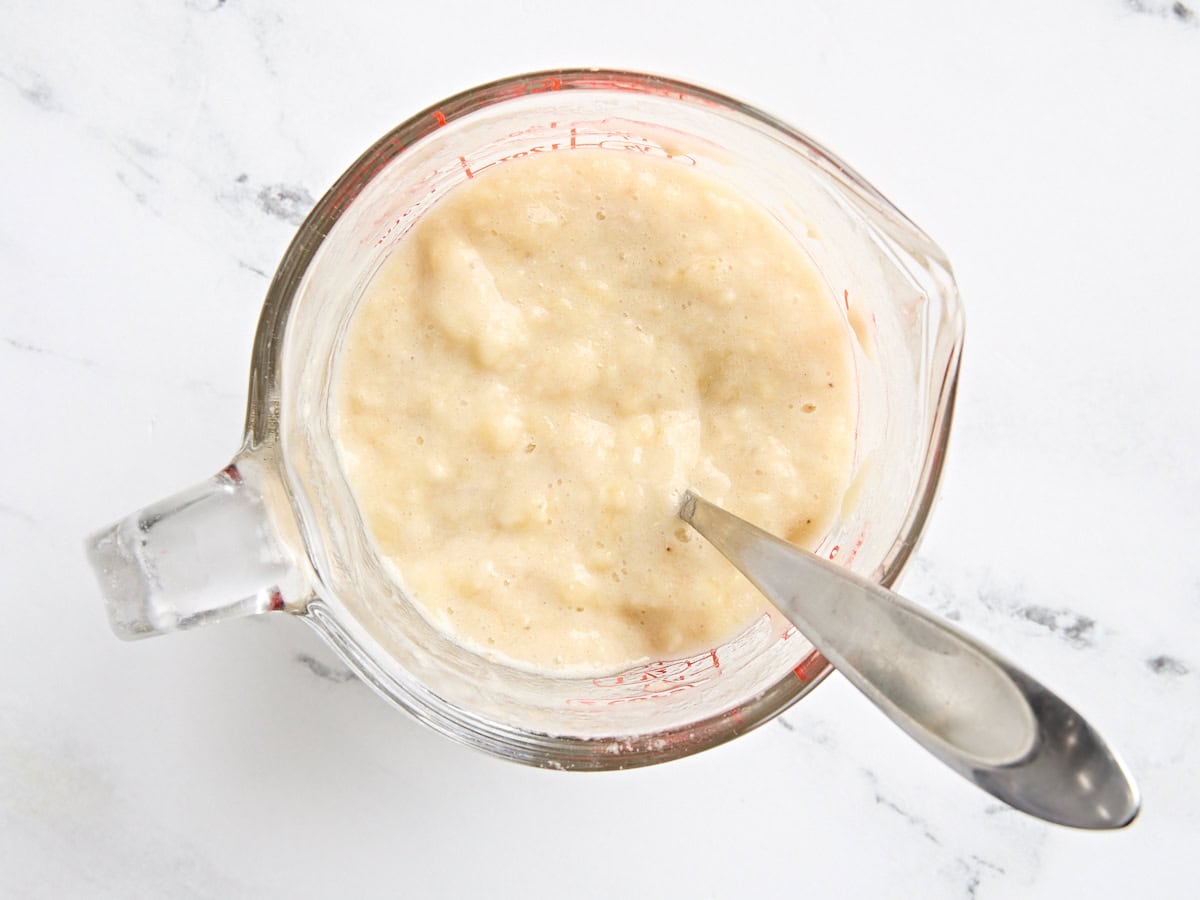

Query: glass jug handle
[[86, 456, 311, 639]]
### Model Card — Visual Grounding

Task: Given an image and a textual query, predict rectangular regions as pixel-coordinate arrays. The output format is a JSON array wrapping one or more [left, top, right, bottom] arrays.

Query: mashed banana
[[334, 150, 855, 672]]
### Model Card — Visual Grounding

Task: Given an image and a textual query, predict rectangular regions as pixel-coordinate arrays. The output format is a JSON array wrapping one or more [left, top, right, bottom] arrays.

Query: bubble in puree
[[334, 149, 856, 672]]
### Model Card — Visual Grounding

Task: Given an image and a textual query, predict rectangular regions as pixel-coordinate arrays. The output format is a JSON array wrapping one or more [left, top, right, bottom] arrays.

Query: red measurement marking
[[844, 289, 850, 311], [828, 544, 840, 560], [268, 588, 284, 612], [375, 215, 407, 246], [793, 651, 827, 682], [844, 525, 868, 566], [570, 126, 577, 149], [433, 110, 447, 127], [458, 155, 474, 179], [581, 649, 725, 705], [220, 463, 242, 484]]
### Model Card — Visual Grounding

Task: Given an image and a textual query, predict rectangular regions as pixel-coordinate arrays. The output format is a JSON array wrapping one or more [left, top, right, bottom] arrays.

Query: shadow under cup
[[270, 71, 963, 769]]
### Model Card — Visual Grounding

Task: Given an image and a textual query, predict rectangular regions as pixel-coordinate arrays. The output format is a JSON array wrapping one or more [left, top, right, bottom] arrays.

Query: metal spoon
[[679, 491, 1140, 829]]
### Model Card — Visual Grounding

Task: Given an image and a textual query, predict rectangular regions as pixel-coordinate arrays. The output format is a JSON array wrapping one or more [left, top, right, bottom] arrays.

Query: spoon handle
[[680, 491, 1139, 829]]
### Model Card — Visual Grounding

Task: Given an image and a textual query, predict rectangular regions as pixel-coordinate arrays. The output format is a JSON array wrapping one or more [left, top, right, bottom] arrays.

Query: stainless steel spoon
[[679, 490, 1140, 830]]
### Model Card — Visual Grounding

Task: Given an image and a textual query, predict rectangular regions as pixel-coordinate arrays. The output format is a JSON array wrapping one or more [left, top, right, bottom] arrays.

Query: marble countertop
[[3, 1, 1198, 896]]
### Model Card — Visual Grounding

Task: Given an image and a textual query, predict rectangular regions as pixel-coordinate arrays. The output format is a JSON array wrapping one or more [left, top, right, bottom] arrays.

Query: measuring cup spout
[[86, 453, 311, 639]]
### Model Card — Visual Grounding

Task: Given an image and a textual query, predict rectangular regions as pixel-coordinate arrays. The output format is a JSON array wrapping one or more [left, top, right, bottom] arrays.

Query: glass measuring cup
[[86, 69, 964, 770]]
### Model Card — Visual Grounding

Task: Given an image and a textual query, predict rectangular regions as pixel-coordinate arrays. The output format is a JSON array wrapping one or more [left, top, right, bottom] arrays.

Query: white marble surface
[[3, 0, 1198, 896]]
